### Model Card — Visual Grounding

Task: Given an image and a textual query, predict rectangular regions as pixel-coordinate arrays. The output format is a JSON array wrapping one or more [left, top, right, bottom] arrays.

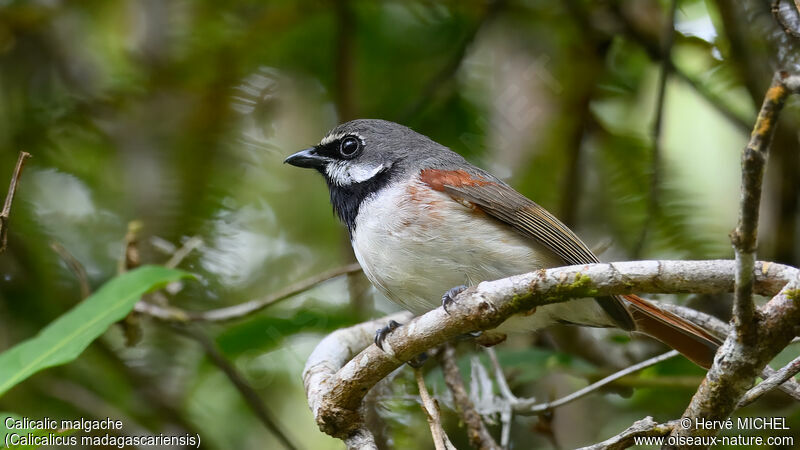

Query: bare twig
[[773, 0, 800, 39], [117, 220, 143, 274], [164, 236, 202, 268], [0, 151, 31, 253], [135, 263, 362, 322], [578, 417, 677, 450], [334, 0, 356, 121], [633, 0, 677, 257], [667, 75, 798, 445], [670, 274, 800, 445], [485, 347, 517, 404], [730, 73, 791, 341], [51, 241, 91, 300], [303, 259, 797, 440], [398, 0, 506, 122], [415, 368, 457, 450], [174, 325, 298, 450], [484, 347, 513, 446], [658, 301, 800, 402], [515, 351, 680, 416], [438, 344, 501, 450], [738, 354, 800, 407], [613, 6, 752, 132]]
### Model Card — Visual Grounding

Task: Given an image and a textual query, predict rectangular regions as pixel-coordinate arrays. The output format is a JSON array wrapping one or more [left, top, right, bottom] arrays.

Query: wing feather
[[420, 168, 635, 330]]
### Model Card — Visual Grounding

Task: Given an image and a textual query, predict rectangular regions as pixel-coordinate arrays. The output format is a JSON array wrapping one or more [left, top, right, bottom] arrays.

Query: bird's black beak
[[284, 147, 327, 169]]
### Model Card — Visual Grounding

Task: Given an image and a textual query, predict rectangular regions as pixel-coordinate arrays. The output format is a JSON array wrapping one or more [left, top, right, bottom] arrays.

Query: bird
[[285, 119, 720, 368]]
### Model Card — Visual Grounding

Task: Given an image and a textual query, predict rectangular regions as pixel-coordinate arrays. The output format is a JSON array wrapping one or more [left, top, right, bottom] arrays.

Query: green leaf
[[0, 266, 192, 398]]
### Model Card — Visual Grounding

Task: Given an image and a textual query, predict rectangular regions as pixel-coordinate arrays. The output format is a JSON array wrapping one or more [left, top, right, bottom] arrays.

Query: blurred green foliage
[[0, 0, 798, 449]]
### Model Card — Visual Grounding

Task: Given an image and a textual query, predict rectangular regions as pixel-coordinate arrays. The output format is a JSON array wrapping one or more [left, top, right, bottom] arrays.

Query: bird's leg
[[441, 285, 468, 314], [374, 319, 403, 350]]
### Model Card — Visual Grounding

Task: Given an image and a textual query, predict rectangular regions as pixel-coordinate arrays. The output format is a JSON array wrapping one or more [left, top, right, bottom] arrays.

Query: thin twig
[[117, 220, 143, 274], [51, 242, 91, 299], [485, 347, 517, 404], [614, 6, 752, 132], [398, 0, 506, 122], [484, 348, 513, 447], [516, 351, 680, 415], [173, 325, 298, 450], [334, 0, 356, 121], [0, 151, 31, 253], [738, 354, 800, 406], [658, 301, 800, 402], [164, 236, 202, 269], [438, 344, 500, 450], [135, 263, 362, 322], [579, 417, 677, 450], [633, 0, 677, 257], [415, 368, 457, 450]]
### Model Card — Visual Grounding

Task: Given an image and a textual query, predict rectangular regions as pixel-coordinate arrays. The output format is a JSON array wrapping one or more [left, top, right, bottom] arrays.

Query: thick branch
[[669, 275, 800, 445], [302, 259, 797, 439]]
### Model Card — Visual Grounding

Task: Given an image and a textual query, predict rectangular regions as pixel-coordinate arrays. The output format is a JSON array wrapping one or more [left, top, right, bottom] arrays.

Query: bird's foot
[[441, 285, 468, 314], [374, 320, 403, 351]]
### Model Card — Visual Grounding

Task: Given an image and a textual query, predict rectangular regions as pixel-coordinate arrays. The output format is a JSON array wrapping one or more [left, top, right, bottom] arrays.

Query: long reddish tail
[[623, 294, 722, 369]]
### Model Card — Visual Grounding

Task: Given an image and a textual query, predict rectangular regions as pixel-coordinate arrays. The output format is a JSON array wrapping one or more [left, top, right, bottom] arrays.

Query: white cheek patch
[[326, 161, 387, 186]]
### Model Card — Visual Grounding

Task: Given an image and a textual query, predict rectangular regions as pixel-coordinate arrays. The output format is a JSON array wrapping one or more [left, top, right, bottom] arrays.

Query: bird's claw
[[442, 285, 468, 314], [374, 320, 403, 350]]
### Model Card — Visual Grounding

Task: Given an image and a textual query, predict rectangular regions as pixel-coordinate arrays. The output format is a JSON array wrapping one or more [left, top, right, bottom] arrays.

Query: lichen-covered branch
[[667, 72, 800, 447], [730, 72, 792, 341], [302, 259, 797, 441], [669, 274, 800, 446]]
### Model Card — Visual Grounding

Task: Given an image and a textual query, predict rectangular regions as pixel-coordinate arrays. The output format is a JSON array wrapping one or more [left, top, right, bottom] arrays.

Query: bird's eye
[[339, 136, 361, 158]]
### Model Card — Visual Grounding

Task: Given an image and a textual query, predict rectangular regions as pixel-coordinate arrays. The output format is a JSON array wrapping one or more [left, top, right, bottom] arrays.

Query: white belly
[[351, 180, 614, 331]]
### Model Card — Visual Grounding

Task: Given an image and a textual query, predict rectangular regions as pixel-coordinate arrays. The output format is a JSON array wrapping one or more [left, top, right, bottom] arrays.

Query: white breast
[[351, 178, 614, 332]]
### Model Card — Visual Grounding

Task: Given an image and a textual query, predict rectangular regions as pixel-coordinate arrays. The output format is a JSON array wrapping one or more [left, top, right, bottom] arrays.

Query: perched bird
[[285, 119, 720, 368]]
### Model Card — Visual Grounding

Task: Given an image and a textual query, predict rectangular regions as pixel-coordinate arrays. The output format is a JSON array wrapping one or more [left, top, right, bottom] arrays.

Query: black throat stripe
[[323, 165, 396, 237]]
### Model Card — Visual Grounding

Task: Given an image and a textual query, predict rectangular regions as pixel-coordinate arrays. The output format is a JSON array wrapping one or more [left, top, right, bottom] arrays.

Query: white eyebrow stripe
[[318, 131, 365, 146], [320, 133, 345, 146]]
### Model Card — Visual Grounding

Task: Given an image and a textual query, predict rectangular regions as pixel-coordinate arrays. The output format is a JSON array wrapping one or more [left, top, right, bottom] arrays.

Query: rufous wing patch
[[419, 169, 494, 191]]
